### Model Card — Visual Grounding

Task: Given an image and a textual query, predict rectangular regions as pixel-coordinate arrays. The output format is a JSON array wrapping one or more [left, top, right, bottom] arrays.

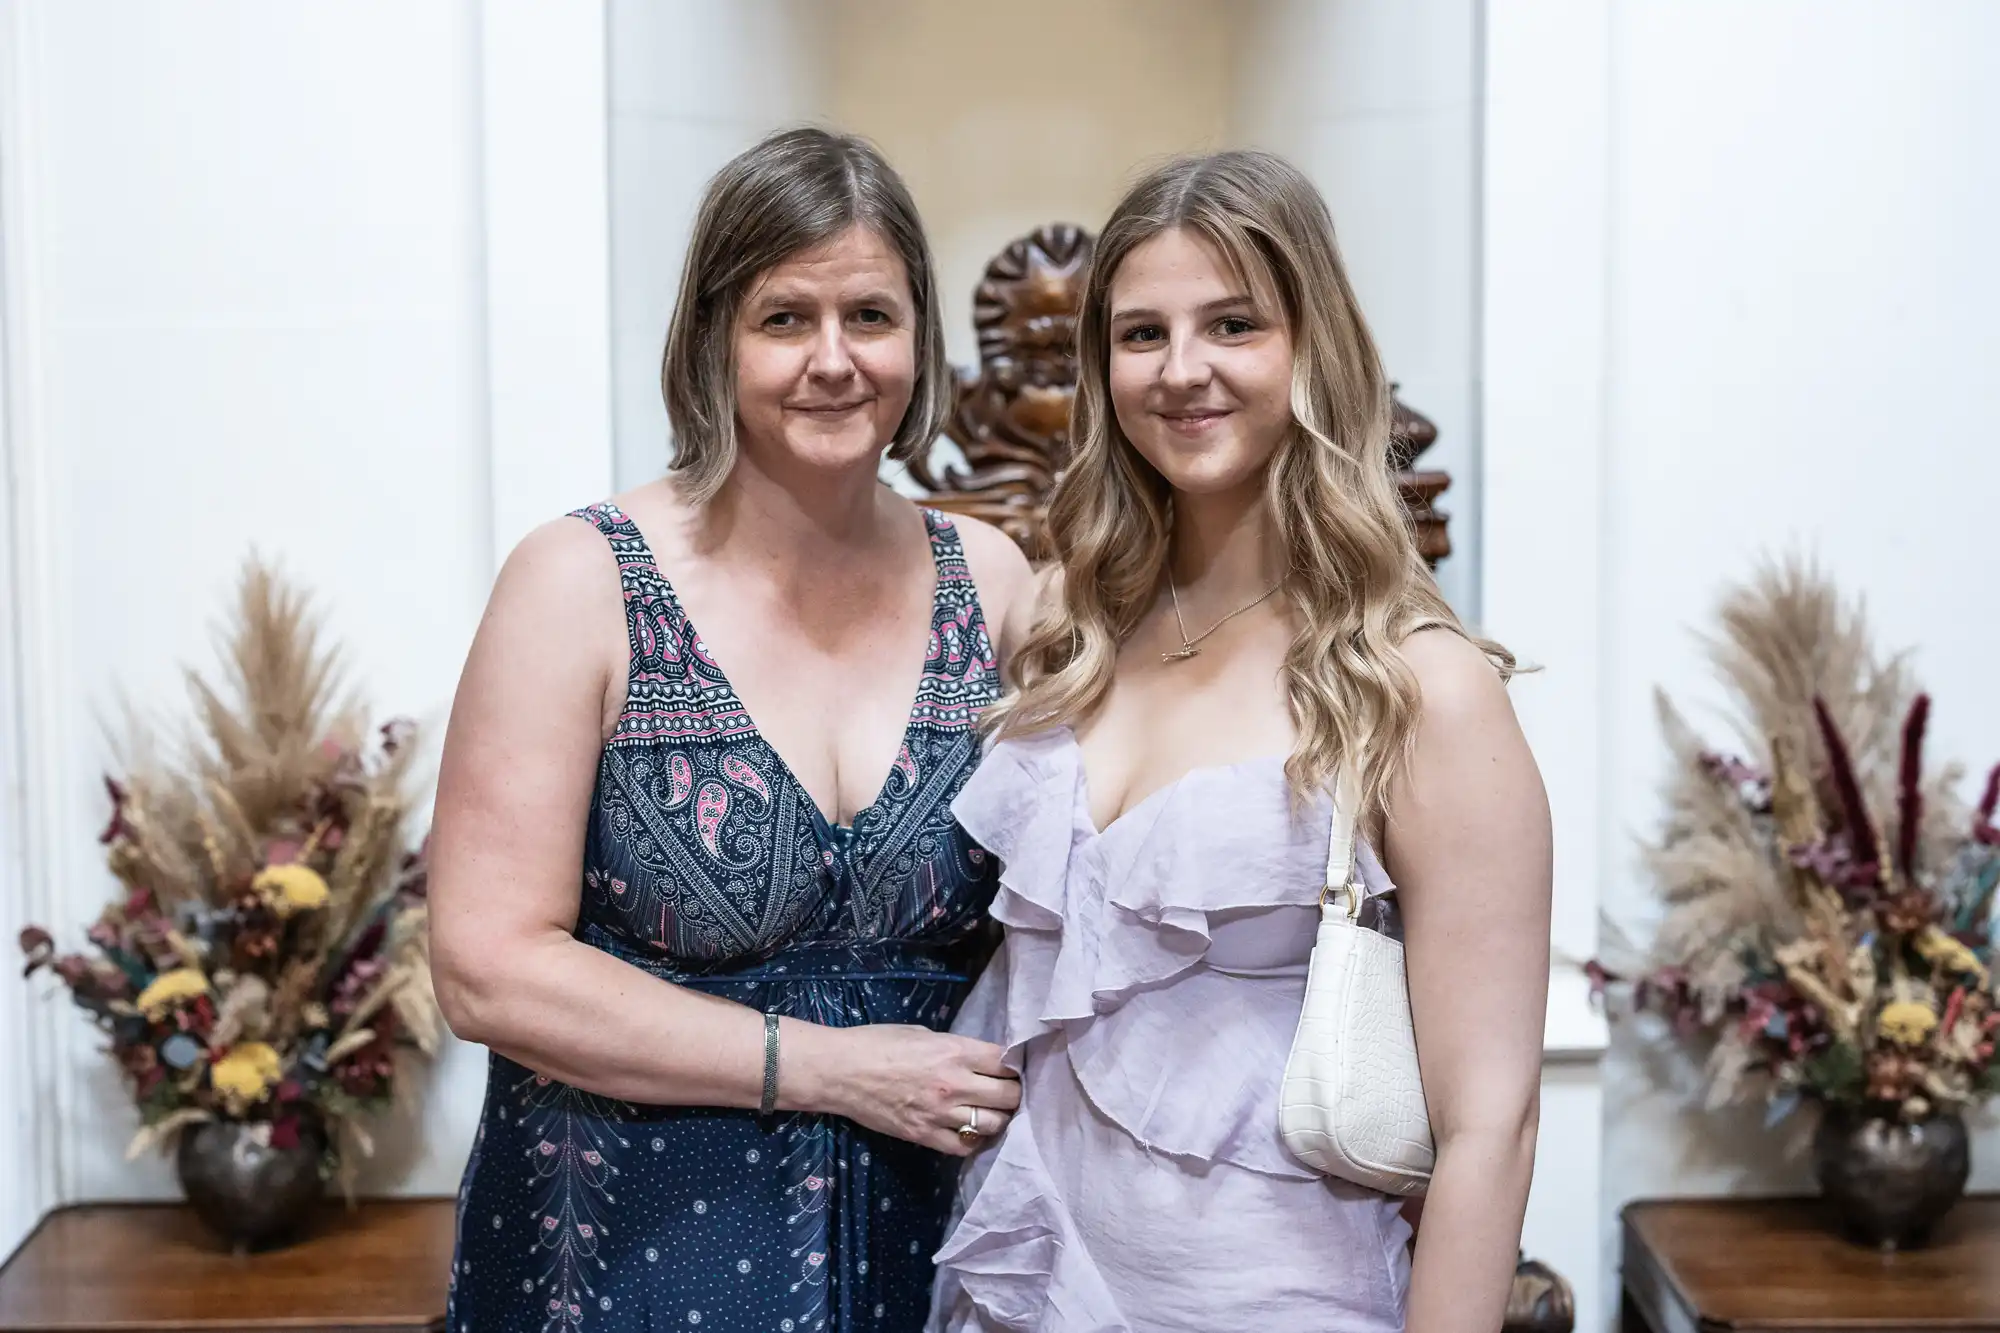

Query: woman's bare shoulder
[[946, 511, 1033, 590], [492, 513, 623, 616], [462, 514, 631, 729], [937, 511, 1039, 653], [1399, 626, 1512, 726]]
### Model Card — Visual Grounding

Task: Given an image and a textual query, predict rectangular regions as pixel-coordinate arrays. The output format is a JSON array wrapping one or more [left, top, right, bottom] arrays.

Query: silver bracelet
[[760, 1011, 781, 1116]]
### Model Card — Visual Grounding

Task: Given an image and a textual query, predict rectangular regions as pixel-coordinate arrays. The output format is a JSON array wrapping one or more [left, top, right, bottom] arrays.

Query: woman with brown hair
[[930, 151, 1552, 1331], [429, 128, 1034, 1333]]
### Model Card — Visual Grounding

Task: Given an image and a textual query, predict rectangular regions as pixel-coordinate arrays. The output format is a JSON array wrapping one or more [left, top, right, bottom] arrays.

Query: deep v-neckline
[[1063, 726, 1289, 839], [621, 506, 945, 835]]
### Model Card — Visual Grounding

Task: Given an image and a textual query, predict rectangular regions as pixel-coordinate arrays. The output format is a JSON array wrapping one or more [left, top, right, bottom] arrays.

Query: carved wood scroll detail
[[903, 224, 1091, 559]]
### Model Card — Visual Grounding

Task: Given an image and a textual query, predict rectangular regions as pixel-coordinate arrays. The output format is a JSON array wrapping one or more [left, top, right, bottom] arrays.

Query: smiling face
[[1105, 226, 1295, 500], [732, 224, 918, 475]]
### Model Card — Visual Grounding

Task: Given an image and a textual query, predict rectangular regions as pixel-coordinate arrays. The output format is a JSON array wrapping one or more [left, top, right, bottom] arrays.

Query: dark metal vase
[[1812, 1104, 1970, 1250], [175, 1118, 327, 1251]]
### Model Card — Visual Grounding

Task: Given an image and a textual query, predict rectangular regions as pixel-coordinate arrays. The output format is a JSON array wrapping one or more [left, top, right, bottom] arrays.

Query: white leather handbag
[[1277, 799, 1434, 1196]]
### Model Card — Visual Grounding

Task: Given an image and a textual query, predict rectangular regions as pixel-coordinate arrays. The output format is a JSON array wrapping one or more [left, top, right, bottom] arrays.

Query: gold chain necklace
[[1162, 577, 1283, 663]]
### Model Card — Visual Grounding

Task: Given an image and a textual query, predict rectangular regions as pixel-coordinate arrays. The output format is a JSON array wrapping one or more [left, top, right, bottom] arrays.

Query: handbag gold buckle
[[1319, 879, 1363, 922]]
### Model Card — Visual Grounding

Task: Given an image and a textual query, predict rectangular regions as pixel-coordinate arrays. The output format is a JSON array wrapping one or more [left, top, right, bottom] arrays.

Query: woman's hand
[[784, 1021, 1020, 1156]]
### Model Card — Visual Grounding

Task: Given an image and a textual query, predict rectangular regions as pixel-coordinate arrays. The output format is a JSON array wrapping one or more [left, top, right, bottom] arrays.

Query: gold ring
[[957, 1109, 981, 1141]]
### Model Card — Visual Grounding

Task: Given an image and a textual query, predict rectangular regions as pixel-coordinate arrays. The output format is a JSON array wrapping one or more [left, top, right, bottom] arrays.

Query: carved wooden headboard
[[905, 223, 1453, 567]]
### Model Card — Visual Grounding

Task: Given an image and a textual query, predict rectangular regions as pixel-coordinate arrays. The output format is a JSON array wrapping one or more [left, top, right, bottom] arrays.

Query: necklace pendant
[[1161, 645, 1201, 664]]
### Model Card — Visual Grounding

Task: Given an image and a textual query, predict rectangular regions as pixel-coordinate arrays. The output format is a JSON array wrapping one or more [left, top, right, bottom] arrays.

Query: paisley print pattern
[[449, 504, 1001, 1333], [722, 755, 772, 806]]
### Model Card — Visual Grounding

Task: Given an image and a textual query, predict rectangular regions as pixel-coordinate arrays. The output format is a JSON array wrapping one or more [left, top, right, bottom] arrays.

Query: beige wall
[[829, 0, 1237, 366]]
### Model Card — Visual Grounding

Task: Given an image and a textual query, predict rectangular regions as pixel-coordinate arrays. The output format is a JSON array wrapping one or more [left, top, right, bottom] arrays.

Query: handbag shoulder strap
[[1322, 776, 1365, 914]]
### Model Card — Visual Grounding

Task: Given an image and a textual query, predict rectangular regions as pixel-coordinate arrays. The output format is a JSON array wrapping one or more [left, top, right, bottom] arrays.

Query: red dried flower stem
[[1896, 694, 1930, 880], [1942, 986, 1967, 1041], [1975, 763, 2000, 844], [1813, 695, 1882, 877]]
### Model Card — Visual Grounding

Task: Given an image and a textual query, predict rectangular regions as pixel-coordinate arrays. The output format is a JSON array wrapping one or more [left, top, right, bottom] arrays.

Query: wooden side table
[[0, 1199, 457, 1333], [1622, 1196, 2000, 1332]]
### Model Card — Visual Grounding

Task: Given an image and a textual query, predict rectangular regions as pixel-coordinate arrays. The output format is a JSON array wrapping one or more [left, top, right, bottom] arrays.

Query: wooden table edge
[[1621, 1198, 1824, 1333], [0, 1197, 461, 1333], [1619, 1195, 2000, 1333], [1621, 1204, 1692, 1333]]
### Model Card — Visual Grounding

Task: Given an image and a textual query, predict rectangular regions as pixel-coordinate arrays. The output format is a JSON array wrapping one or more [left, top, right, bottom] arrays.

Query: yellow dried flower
[[253, 863, 330, 917], [135, 967, 211, 1019], [210, 1041, 283, 1111], [1878, 1000, 1939, 1047], [1914, 927, 1989, 985]]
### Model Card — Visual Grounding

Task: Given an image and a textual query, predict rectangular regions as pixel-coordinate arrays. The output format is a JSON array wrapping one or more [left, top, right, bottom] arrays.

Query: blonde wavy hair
[[989, 150, 1514, 823]]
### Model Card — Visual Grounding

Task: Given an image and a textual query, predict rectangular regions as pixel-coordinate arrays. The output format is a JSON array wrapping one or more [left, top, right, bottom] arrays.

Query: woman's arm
[[1386, 629, 1552, 1332], [427, 518, 1017, 1156]]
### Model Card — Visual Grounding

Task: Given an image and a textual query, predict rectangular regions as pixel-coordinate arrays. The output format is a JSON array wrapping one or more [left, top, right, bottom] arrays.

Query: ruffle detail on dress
[[1088, 771, 1335, 1004], [952, 731, 1085, 936], [950, 730, 1355, 1179], [950, 732, 1091, 1064], [1066, 968, 1317, 1179], [929, 1115, 1131, 1333]]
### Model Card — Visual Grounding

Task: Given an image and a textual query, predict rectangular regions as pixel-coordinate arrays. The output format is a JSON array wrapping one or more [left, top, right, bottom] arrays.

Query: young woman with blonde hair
[[930, 151, 1552, 1331]]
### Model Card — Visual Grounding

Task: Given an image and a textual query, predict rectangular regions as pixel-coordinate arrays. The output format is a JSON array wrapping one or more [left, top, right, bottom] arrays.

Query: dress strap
[[567, 500, 662, 581], [567, 502, 689, 733], [914, 509, 1001, 727], [921, 507, 976, 583]]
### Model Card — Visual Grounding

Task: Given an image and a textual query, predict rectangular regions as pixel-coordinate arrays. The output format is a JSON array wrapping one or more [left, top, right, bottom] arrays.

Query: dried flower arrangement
[[1591, 559, 2000, 1126], [18, 558, 439, 1187]]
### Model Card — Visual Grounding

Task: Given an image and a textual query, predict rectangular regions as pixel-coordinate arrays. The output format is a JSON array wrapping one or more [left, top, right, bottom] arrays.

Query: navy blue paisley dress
[[447, 502, 1001, 1333]]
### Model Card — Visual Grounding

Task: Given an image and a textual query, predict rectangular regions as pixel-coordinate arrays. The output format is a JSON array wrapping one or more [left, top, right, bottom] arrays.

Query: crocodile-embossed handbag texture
[[1278, 798, 1434, 1196]]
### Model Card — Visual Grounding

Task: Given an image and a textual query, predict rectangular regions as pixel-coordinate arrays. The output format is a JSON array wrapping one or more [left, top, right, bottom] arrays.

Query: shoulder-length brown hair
[[659, 127, 951, 502], [989, 150, 1514, 823]]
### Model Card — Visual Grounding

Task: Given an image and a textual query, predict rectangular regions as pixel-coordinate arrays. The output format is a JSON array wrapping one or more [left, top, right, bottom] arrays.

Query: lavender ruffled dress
[[929, 729, 1412, 1332]]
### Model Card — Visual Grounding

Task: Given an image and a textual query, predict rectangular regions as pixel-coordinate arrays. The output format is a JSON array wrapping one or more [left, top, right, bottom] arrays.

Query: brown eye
[[1119, 325, 1165, 346], [1215, 316, 1256, 337]]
